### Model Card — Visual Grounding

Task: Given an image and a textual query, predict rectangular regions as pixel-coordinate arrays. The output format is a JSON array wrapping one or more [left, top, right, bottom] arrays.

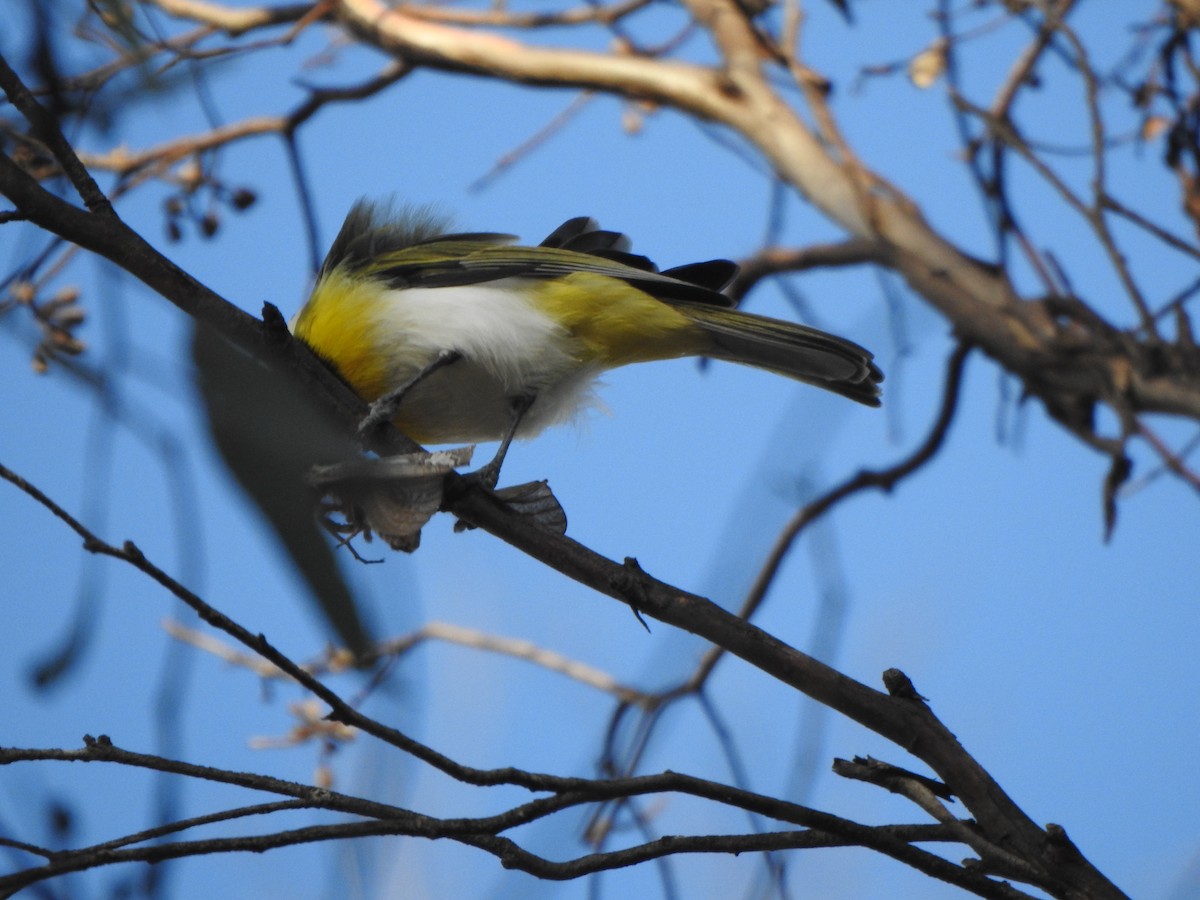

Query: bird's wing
[[361, 234, 739, 308]]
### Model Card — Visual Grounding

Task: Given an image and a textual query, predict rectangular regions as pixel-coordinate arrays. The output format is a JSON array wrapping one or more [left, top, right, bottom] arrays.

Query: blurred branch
[[470, 91, 596, 193], [399, 0, 653, 29], [165, 617, 650, 702], [1136, 420, 1200, 492], [147, 0, 315, 36], [70, 61, 409, 186]]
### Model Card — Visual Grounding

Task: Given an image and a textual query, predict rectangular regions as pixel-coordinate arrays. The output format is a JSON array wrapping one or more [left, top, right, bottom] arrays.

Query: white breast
[[368, 280, 603, 443]]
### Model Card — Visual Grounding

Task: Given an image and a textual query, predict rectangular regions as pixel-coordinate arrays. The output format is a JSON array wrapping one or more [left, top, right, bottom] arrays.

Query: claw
[[357, 349, 462, 443], [464, 392, 536, 489]]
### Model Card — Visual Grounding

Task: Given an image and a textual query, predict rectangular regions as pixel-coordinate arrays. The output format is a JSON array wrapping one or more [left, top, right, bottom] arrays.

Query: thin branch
[[453, 828, 1029, 896], [1101, 193, 1200, 262], [470, 91, 596, 192], [0, 737, 1014, 897], [726, 237, 884, 304], [1057, 20, 1158, 334], [0, 55, 113, 215], [0, 809, 993, 899], [1136, 420, 1200, 492], [833, 757, 1042, 884], [989, 0, 1076, 122], [77, 800, 315, 853], [70, 61, 410, 183], [0, 739, 406, 819]]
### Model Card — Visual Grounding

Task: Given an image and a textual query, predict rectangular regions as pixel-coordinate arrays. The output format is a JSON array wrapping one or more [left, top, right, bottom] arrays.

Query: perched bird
[[291, 201, 882, 481]]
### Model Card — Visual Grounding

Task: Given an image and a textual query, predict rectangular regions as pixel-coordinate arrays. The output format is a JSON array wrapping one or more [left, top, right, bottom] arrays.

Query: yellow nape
[[292, 271, 391, 402], [532, 272, 708, 367]]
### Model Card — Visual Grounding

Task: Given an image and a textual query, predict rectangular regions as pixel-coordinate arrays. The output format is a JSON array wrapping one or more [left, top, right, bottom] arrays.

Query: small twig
[[71, 61, 410, 183], [726, 237, 883, 304], [1102, 194, 1200, 263], [75, 800, 316, 853], [1136, 420, 1200, 492], [833, 756, 1042, 884], [470, 91, 595, 192]]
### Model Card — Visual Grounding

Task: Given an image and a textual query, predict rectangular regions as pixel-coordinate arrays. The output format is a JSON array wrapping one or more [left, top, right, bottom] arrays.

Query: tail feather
[[662, 260, 739, 294], [678, 302, 883, 406]]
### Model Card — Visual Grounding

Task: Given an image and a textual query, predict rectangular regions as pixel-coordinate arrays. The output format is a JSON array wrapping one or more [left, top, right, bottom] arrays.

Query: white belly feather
[[368, 280, 603, 443]]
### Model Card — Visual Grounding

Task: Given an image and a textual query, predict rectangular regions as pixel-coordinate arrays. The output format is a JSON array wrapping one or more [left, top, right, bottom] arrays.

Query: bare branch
[[398, 0, 653, 30], [727, 237, 884, 303], [146, 0, 315, 36]]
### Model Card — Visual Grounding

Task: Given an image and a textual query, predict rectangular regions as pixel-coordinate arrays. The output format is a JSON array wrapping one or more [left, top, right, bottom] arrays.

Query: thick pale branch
[[399, 0, 653, 29], [332, 0, 733, 115], [148, 0, 313, 36]]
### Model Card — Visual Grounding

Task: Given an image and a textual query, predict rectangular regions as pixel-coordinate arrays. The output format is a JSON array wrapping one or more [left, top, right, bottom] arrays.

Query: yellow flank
[[291, 270, 391, 402], [531, 272, 710, 367]]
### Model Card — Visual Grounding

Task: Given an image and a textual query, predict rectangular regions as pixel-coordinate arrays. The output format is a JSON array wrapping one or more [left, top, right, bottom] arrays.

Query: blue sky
[[2, 3, 1199, 899]]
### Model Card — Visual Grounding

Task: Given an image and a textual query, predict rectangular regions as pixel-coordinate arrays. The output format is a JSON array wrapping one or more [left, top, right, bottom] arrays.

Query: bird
[[291, 200, 883, 484]]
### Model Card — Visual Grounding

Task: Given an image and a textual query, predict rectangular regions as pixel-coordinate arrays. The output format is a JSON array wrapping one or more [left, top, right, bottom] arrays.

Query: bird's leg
[[470, 392, 536, 490], [357, 349, 462, 443], [453, 393, 567, 535]]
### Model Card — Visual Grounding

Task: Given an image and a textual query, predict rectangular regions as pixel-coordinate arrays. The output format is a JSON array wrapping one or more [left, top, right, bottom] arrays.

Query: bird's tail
[[678, 302, 884, 406]]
